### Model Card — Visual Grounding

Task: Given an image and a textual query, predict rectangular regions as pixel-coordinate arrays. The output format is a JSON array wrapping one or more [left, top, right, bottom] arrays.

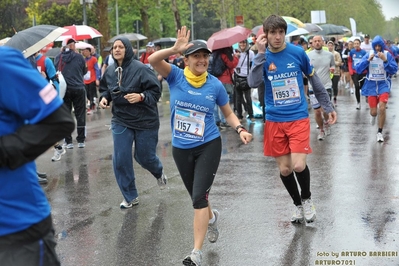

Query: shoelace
[[115, 66, 123, 86]]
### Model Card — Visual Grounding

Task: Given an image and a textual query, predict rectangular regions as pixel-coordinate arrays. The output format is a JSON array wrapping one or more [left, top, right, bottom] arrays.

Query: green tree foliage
[[0, 0, 30, 38], [1, 0, 397, 47]]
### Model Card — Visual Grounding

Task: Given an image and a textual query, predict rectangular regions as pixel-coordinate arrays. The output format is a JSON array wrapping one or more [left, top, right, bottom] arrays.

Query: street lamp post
[[82, 0, 87, 25]]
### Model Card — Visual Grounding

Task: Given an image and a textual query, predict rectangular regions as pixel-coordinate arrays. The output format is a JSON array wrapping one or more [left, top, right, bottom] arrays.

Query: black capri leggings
[[172, 137, 222, 209]]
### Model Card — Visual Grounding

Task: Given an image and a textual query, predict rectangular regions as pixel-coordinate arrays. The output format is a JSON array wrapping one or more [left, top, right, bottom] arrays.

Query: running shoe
[[78, 142, 85, 148], [377, 132, 384, 142], [356, 103, 360, 110], [370, 116, 376, 126], [120, 198, 139, 209], [157, 173, 167, 189], [324, 122, 331, 136], [317, 130, 325, 141], [183, 249, 202, 266], [51, 146, 66, 161], [65, 143, 74, 149], [291, 205, 304, 224], [207, 209, 219, 243], [350, 88, 354, 94], [302, 198, 316, 223]]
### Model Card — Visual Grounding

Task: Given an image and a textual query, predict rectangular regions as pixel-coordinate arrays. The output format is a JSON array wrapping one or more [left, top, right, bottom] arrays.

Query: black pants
[[235, 87, 253, 119], [63, 86, 86, 143], [85, 81, 97, 110], [172, 137, 221, 209], [351, 73, 366, 104], [0, 217, 60, 266], [331, 75, 340, 97]]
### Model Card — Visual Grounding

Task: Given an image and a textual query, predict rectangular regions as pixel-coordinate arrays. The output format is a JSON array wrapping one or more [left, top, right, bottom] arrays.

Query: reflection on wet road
[[36, 80, 399, 265]]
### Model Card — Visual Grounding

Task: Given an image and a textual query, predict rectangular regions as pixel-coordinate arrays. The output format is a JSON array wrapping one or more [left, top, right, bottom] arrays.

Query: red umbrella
[[207, 26, 252, 51], [55, 25, 102, 42]]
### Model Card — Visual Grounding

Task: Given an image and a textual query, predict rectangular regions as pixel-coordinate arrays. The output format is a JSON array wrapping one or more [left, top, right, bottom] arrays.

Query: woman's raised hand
[[174, 26, 192, 54]]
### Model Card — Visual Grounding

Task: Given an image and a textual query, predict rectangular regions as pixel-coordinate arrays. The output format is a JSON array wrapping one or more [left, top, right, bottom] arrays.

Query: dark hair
[[263, 15, 287, 35], [214, 46, 233, 61]]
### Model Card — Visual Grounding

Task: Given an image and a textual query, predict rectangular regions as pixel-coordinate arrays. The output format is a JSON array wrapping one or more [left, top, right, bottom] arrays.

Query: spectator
[[0, 46, 75, 266], [55, 38, 88, 148]]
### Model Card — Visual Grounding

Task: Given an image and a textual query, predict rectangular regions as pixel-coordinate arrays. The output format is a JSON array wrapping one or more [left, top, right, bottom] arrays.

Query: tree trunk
[[171, 0, 181, 30], [97, 0, 110, 58], [140, 9, 150, 39]]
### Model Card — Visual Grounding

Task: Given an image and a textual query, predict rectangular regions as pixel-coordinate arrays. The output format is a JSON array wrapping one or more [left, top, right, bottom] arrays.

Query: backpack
[[208, 51, 227, 77]]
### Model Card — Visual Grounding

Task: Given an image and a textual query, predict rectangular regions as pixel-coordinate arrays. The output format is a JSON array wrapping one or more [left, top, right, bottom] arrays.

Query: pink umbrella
[[207, 26, 252, 51], [75, 41, 94, 50], [55, 25, 102, 42]]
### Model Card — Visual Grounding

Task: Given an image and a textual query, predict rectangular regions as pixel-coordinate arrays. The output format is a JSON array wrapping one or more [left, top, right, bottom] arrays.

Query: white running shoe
[[51, 147, 66, 161], [370, 116, 376, 126], [356, 103, 360, 110], [302, 198, 316, 223], [291, 205, 304, 223], [317, 130, 325, 140], [350, 88, 354, 94], [207, 209, 219, 243], [120, 198, 139, 209], [183, 249, 202, 266], [324, 122, 331, 136], [377, 132, 384, 142]]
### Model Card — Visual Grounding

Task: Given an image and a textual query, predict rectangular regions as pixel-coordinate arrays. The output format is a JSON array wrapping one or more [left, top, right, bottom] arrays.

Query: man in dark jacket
[[99, 37, 167, 209], [55, 38, 87, 149]]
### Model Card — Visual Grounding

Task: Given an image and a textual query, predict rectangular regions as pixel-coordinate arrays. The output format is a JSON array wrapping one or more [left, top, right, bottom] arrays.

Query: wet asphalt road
[[36, 79, 399, 266]]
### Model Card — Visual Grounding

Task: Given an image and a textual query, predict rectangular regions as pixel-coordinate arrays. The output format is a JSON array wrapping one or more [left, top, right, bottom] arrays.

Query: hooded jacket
[[54, 48, 87, 88], [99, 37, 161, 130], [355, 35, 398, 96]]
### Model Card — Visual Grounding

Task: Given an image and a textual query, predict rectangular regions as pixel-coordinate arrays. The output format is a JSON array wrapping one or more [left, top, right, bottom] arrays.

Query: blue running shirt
[[263, 43, 313, 122], [0, 47, 63, 236], [165, 65, 229, 149]]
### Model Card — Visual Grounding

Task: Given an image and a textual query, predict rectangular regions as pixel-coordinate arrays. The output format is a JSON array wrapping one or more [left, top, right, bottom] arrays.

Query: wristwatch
[[140, 93, 145, 101]]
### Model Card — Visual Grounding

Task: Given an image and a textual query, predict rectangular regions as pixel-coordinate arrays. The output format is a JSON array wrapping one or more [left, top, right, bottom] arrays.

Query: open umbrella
[[44, 47, 61, 59], [251, 25, 262, 36], [5, 25, 68, 58], [318, 24, 346, 36], [256, 23, 308, 37], [75, 41, 94, 50], [282, 16, 305, 28], [304, 23, 322, 33], [207, 26, 252, 50], [153, 37, 177, 48], [108, 33, 147, 43], [0, 37, 11, 46], [55, 25, 102, 42]]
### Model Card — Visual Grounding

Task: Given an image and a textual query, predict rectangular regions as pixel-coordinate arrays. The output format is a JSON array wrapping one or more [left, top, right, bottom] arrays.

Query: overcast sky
[[377, 0, 398, 20]]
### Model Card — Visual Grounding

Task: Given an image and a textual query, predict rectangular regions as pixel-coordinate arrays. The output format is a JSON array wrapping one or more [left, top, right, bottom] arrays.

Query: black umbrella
[[108, 33, 147, 43], [318, 24, 346, 36], [153, 37, 176, 47], [5, 25, 68, 58], [44, 47, 61, 59]]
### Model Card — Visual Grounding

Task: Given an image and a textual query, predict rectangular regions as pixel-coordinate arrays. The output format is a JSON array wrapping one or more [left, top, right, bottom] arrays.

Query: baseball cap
[[62, 38, 76, 46], [146, 42, 155, 47], [184, 40, 212, 56], [364, 34, 370, 38]]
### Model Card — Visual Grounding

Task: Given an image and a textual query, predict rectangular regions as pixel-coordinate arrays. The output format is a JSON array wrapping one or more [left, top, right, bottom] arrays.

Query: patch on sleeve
[[39, 83, 57, 104]]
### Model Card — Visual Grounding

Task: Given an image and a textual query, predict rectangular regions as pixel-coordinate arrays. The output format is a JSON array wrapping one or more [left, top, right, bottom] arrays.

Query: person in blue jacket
[[355, 35, 398, 142], [0, 46, 75, 265]]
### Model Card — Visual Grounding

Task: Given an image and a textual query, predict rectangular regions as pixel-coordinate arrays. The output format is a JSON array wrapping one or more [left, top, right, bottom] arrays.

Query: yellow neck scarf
[[184, 67, 207, 88]]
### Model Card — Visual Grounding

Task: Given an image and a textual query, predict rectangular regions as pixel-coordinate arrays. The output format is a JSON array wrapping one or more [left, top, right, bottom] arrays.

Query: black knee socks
[[280, 172, 302, 206], [295, 165, 311, 200]]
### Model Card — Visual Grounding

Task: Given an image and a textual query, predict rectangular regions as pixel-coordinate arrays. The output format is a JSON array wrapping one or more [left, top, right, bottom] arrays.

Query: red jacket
[[217, 53, 239, 84]]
